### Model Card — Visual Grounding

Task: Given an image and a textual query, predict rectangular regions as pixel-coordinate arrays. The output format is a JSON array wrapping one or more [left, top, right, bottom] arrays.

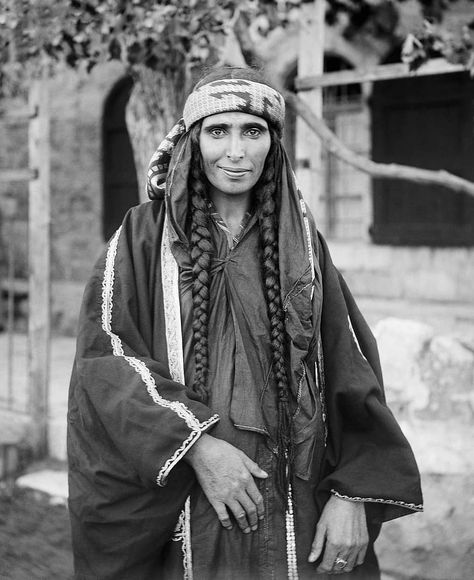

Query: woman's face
[[199, 112, 271, 201]]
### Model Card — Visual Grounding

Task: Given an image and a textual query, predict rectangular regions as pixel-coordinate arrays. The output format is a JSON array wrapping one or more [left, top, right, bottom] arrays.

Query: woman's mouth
[[220, 167, 250, 178]]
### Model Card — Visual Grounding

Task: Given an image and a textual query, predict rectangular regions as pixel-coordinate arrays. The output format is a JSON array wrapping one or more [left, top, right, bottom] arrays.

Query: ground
[[0, 476, 73, 580]]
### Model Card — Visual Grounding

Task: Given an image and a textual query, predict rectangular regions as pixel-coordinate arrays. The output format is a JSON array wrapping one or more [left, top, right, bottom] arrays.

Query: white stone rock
[[16, 469, 68, 504], [399, 419, 474, 475], [420, 334, 474, 423], [373, 317, 434, 414], [373, 318, 474, 476]]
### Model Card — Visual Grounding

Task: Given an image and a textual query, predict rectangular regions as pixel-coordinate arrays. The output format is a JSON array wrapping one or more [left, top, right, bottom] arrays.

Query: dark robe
[[67, 137, 422, 580]]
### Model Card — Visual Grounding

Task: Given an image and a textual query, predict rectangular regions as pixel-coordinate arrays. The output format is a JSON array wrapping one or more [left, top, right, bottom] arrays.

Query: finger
[[212, 501, 233, 530], [227, 500, 251, 533], [331, 553, 352, 576], [308, 524, 326, 563], [316, 541, 339, 574], [242, 456, 268, 479], [333, 551, 356, 575], [356, 543, 368, 567], [245, 480, 265, 521], [237, 493, 259, 530]]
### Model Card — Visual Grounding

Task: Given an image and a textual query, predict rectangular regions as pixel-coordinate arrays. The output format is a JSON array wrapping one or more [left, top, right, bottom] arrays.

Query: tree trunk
[[125, 66, 188, 202]]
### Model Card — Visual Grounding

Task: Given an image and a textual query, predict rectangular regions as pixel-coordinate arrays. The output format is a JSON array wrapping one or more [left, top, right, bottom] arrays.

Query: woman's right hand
[[183, 434, 268, 533]]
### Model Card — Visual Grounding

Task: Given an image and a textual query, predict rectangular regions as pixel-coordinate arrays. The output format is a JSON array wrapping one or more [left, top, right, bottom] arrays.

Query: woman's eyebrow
[[241, 122, 268, 131], [203, 121, 268, 131], [204, 122, 231, 130]]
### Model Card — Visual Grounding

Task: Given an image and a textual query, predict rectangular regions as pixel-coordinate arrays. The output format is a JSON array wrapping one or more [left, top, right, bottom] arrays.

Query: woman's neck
[[210, 190, 252, 236]]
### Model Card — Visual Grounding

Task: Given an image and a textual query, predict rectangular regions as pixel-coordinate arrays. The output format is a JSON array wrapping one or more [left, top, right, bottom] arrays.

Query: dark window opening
[[370, 50, 474, 247]]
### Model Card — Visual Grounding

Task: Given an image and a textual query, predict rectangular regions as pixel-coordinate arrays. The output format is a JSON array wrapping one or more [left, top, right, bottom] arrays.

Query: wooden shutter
[[370, 72, 474, 246]]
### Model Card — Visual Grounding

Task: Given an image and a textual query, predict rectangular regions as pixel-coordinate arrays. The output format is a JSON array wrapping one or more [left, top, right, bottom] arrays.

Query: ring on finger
[[236, 513, 246, 519], [334, 557, 348, 570]]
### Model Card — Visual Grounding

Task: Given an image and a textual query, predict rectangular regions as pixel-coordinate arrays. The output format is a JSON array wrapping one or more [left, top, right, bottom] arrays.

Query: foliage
[[0, 2, 304, 81], [0, 0, 473, 94], [402, 17, 474, 70]]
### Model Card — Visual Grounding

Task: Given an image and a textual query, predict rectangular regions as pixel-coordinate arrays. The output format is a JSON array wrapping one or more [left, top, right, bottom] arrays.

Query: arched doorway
[[102, 76, 140, 241]]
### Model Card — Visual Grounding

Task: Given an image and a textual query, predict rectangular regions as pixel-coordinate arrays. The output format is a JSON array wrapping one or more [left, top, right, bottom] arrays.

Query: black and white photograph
[[0, 1, 473, 579]]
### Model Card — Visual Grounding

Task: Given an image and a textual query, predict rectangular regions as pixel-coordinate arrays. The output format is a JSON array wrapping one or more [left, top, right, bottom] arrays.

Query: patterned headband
[[183, 79, 285, 132], [147, 78, 285, 200]]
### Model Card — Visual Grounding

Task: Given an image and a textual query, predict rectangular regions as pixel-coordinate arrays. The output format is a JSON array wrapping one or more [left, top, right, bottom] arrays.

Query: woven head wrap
[[183, 79, 285, 134], [147, 78, 285, 199]]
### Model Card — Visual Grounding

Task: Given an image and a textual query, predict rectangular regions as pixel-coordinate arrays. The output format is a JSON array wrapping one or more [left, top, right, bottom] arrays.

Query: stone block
[[373, 317, 474, 476], [420, 335, 474, 422], [373, 317, 434, 416]]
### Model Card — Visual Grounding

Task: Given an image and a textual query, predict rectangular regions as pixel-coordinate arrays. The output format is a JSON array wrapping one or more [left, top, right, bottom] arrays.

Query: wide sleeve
[[69, 201, 219, 490], [315, 233, 423, 523]]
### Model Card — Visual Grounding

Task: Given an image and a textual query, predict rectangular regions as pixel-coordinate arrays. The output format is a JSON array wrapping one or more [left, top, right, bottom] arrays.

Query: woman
[[67, 66, 422, 580]]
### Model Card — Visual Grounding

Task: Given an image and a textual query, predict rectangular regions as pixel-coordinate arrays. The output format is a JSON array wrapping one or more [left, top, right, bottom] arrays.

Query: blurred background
[[0, 1, 473, 578]]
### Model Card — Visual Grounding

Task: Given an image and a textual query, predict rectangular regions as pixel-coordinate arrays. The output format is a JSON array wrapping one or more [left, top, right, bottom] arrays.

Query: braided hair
[[186, 68, 293, 494], [187, 126, 293, 494], [253, 130, 294, 493], [188, 121, 212, 403]]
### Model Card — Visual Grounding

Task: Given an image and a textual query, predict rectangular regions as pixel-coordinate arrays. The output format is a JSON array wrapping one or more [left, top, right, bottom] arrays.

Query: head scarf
[[145, 72, 321, 487], [146, 78, 285, 200]]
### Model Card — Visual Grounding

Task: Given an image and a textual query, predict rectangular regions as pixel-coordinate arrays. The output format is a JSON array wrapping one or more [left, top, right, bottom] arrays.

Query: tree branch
[[232, 10, 265, 68], [284, 91, 474, 199]]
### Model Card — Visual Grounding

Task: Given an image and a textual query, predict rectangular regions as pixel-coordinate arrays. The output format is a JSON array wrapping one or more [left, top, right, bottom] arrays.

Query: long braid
[[188, 123, 213, 402], [187, 121, 293, 491], [256, 131, 294, 496]]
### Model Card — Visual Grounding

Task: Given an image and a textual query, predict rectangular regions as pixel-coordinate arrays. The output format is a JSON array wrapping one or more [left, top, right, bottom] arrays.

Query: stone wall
[[0, 62, 127, 334], [331, 241, 474, 305], [373, 318, 474, 579]]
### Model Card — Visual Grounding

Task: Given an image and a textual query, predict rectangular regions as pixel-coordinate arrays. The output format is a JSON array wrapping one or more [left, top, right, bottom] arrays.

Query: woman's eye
[[246, 128, 261, 137], [210, 128, 225, 137]]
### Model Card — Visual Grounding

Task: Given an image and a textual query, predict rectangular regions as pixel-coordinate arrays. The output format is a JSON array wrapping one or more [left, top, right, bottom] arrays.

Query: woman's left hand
[[308, 494, 369, 575]]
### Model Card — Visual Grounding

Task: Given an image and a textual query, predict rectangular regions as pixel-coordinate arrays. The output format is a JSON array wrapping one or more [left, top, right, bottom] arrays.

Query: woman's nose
[[226, 135, 244, 160]]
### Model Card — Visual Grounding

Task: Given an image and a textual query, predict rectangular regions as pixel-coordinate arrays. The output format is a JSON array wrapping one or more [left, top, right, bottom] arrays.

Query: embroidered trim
[[100, 225, 218, 490], [170, 497, 194, 580], [347, 315, 368, 363], [161, 215, 186, 384], [157, 415, 219, 486], [171, 509, 186, 542], [315, 336, 327, 446], [292, 361, 306, 420], [183, 497, 193, 580], [286, 484, 299, 580], [298, 195, 315, 301], [331, 490, 423, 512]]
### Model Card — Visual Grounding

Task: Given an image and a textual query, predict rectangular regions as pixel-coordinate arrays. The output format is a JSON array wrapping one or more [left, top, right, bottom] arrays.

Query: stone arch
[[102, 75, 139, 241]]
